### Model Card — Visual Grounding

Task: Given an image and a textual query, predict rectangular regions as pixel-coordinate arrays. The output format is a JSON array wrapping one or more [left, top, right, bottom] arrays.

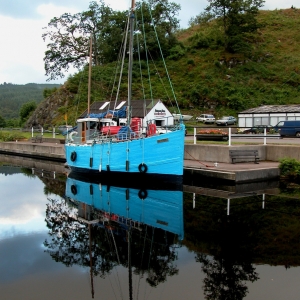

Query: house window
[[254, 118, 261, 126], [261, 117, 269, 125], [245, 118, 252, 127]]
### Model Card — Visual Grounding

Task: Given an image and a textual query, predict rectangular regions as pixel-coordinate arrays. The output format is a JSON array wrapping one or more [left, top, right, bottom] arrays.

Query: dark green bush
[[279, 157, 300, 177]]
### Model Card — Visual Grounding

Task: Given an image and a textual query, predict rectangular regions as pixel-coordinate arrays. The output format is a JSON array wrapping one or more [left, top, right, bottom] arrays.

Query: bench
[[229, 149, 259, 164], [31, 135, 43, 143]]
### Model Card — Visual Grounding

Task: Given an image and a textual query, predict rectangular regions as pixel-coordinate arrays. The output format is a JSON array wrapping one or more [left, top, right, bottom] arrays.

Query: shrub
[[187, 59, 195, 66], [279, 157, 300, 177]]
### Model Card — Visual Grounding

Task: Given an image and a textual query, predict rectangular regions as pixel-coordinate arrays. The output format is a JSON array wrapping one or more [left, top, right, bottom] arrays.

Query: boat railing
[[66, 121, 182, 145]]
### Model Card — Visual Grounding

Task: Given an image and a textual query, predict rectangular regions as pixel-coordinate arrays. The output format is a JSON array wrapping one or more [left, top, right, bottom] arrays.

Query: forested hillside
[[25, 8, 300, 128], [0, 83, 61, 119]]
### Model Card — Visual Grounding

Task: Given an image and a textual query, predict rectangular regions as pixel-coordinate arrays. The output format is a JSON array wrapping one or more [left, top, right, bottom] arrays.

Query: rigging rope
[[139, 4, 154, 107], [146, 1, 181, 115], [184, 148, 214, 168]]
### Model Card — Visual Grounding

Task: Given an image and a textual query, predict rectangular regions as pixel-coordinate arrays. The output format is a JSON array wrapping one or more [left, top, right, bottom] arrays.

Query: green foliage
[[43, 87, 58, 98], [5, 118, 20, 127], [279, 158, 300, 177], [187, 59, 195, 66], [0, 115, 5, 127], [168, 44, 186, 60], [0, 83, 60, 119], [19, 101, 37, 124], [43, 0, 181, 80], [204, 0, 265, 54], [9, 9, 300, 126], [0, 131, 26, 141]]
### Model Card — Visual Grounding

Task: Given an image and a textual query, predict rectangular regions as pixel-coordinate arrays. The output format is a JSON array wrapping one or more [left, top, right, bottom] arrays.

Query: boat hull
[[65, 125, 185, 177]]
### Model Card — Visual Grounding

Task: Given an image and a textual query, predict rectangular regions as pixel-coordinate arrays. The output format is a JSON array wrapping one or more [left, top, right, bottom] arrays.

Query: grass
[[0, 130, 62, 142]]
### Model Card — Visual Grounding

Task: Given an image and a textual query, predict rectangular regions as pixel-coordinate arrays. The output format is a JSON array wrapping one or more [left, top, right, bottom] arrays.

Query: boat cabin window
[[89, 121, 97, 129]]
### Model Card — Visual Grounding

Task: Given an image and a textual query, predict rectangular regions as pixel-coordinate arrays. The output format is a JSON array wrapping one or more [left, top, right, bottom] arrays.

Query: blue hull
[[65, 125, 185, 176], [65, 176, 184, 240]]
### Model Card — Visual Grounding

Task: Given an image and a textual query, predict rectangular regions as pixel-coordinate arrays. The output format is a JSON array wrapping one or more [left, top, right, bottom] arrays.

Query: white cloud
[[0, 174, 48, 239], [36, 3, 79, 19], [0, 16, 43, 83]]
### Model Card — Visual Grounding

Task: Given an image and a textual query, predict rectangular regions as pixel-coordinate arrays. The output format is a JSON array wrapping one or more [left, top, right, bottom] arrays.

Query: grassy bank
[[0, 130, 61, 141]]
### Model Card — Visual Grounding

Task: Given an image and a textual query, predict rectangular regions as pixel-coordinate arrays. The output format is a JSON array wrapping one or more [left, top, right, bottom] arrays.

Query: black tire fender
[[138, 189, 148, 200], [70, 151, 77, 162], [71, 184, 77, 195], [138, 163, 148, 173]]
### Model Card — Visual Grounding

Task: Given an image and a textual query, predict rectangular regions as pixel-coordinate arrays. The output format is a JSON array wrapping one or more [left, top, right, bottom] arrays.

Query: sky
[[0, 0, 297, 85]]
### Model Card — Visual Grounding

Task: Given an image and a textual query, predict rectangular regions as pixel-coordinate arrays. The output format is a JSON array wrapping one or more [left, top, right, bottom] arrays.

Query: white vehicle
[[196, 114, 215, 124]]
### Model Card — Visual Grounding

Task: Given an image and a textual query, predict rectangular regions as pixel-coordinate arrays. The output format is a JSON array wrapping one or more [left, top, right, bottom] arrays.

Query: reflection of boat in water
[[66, 173, 184, 240], [63, 173, 184, 298]]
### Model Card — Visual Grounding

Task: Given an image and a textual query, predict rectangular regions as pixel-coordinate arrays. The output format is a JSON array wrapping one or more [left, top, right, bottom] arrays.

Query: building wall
[[143, 100, 174, 127], [238, 113, 300, 127]]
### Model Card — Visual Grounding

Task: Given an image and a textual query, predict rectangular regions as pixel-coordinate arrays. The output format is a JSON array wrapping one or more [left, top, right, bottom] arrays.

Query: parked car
[[274, 120, 300, 137], [215, 116, 236, 126], [242, 125, 273, 134], [196, 114, 215, 124]]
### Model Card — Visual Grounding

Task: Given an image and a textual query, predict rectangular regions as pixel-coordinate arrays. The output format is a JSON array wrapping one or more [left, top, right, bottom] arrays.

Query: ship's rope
[[184, 148, 215, 168], [146, 1, 181, 114]]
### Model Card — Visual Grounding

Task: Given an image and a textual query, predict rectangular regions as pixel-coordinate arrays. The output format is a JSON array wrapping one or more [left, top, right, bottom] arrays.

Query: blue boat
[[65, 174, 184, 241], [64, 0, 185, 180]]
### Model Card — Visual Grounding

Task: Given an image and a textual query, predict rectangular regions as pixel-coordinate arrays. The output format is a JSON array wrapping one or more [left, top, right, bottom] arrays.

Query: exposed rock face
[[25, 86, 74, 129]]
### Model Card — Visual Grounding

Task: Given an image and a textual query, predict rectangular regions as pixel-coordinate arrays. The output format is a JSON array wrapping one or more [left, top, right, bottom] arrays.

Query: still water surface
[[1, 156, 300, 300]]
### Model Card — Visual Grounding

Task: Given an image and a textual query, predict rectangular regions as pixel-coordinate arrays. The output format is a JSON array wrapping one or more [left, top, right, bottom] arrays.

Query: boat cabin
[[78, 99, 174, 134], [72, 117, 122, 143]]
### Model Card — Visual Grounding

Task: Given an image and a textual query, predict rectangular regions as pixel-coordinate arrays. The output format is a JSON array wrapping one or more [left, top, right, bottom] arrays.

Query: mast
[[89, 224, 95, 298], [128, 0, 136, 127], [128, 227, 133, 300], [88, 35, 93, 116]]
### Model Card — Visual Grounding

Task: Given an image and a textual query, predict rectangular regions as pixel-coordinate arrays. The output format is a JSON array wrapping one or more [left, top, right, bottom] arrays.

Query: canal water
[[1, 155, 300, 300]]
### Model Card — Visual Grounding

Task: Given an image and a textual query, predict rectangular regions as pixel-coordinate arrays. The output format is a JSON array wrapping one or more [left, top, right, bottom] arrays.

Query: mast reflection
[[44, 172, 184, 298]]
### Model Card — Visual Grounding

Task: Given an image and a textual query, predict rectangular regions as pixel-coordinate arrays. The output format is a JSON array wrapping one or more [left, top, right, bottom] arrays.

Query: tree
[[0, 115, 5, 127], [135, 0, 181, 59], [19, 101, 37, 124], [43, 0, 113, 80], [43, 87, 58, 98], [205, 0, 265, 54], [42, 0, 181, 80]]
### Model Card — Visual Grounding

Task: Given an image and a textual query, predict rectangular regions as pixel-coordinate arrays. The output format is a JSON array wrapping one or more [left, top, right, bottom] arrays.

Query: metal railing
[[189, 126, 281, 146]]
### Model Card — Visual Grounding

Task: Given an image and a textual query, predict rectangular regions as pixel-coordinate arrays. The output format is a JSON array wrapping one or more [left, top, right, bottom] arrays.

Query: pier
[[0, 138, 290, 182]]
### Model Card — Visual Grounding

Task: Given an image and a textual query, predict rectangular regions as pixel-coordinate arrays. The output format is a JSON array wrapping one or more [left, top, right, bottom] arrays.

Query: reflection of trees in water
[[279, 180, 300, 198], [184, 193, 260, 300], [189, 192, 300, 300], [44, 197, 179, 286], [20, 166, 67, 197], [197, 253, 258, 300], [195, 216, 259, 300]]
